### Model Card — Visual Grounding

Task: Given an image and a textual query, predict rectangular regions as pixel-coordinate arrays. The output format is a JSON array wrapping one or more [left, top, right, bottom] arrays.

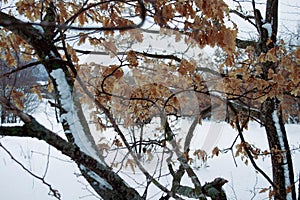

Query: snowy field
[[0, 99, 299, 200], [0, 0, 299, 199]]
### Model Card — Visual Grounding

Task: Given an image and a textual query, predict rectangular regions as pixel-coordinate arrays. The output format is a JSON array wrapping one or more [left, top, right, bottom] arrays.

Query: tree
[[0, 56, 45, 124], [227, 1, 299, 199], [0, 0, 299, 200]]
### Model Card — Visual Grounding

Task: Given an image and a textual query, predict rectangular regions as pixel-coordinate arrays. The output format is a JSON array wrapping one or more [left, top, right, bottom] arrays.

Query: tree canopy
[[0, 0, 300, 199]]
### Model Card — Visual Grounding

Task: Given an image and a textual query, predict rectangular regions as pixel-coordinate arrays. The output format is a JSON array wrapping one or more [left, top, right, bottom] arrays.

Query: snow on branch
[[262, 23, 272, 38], [50, 68, 101, 164], [272, 109, 292, 200], [79, 164, 113, 191]]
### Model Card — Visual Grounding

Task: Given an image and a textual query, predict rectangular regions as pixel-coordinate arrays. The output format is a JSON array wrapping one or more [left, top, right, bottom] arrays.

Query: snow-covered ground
[[0, 100, 100, 200], [0, 99, 299, 200]]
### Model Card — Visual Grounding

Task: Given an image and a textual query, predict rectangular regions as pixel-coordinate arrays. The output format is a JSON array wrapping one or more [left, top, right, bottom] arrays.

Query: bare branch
[[228, 101, 275, 188], [0, 95, 32, 123], [0, 0, 146, 33], [235, 38, 257, 49], [183, 105, 213, 152], [229, 9, 256, 27], [0, 142, 61, 199], [0, 61, 41, 78]]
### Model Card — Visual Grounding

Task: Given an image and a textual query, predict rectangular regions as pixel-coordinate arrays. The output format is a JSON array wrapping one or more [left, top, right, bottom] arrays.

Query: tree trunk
[[255, 0, 296, 199], [1, 106, 6, 124], [262, 98, 296, 200], [0, 12, 143, 200]]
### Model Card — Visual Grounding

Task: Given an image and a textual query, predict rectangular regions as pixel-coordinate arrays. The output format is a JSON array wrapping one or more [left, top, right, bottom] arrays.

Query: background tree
[[0, 55, 47, 124], [0, 0, 299, 199], [226, 1, 299, 199]]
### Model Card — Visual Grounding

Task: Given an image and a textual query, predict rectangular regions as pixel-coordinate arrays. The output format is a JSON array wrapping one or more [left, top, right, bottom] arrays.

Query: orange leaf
[[259, 188, 269, 193], [67, 44, 79, 64], [78, 33, 87, 45], [146, 149, 154, 161], [126, 51, 138, 67], [78, 13, 85, 26], [212, 146, 220, 157], [125, 159, 136, 173], [113, 139, 123, 147], [11, 90, 24, 110], [47, 79, 54, 93], [31, 85, 42, 100]]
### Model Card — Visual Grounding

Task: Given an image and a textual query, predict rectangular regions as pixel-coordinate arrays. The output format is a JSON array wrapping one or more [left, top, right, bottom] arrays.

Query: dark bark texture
[[0, 7, 229, 200], [257, 0, 296, 199], [0, 11, 143, 200]]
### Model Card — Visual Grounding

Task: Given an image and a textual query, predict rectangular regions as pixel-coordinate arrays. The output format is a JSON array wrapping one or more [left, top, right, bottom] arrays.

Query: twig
[[0, 142, 61, 199], [228, 101, 276, 188], [228, 173, 238, 200], [30, 150, 73, 163], [250, 174, 259, 200], [0, 61, 41, 78], [229, 9, 256, 27], [77, 180, 102, 199], [1, 0, 146, 32], [42, 145, 51, 179]]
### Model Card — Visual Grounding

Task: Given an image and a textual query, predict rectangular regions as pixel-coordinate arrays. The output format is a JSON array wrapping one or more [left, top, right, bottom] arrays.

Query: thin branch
[[0, 95, 31, 123], [30, 150, 73, 163], [58, 29, 77, 77], [0, 0, 146, 32], [57, 46, 121, 55], [183, 105, 213, 152], [0, 142, 61, 199], [136, 51, 182, 62], [42, 145, 51, 179], [223, 133, 240, 167], [229, 9, 256, 27], [235, 38, 257, 49], [0, 61, 41, 78], [228, 101, 276, 188]]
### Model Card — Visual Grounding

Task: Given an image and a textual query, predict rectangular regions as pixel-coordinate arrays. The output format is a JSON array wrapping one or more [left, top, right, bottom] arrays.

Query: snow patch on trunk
[[33, 25, 45, 34], [262, 23, 272, 38], [50, 69, 102, 164], [272, 109, 292, 200], [79, 165, 113, 191]]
